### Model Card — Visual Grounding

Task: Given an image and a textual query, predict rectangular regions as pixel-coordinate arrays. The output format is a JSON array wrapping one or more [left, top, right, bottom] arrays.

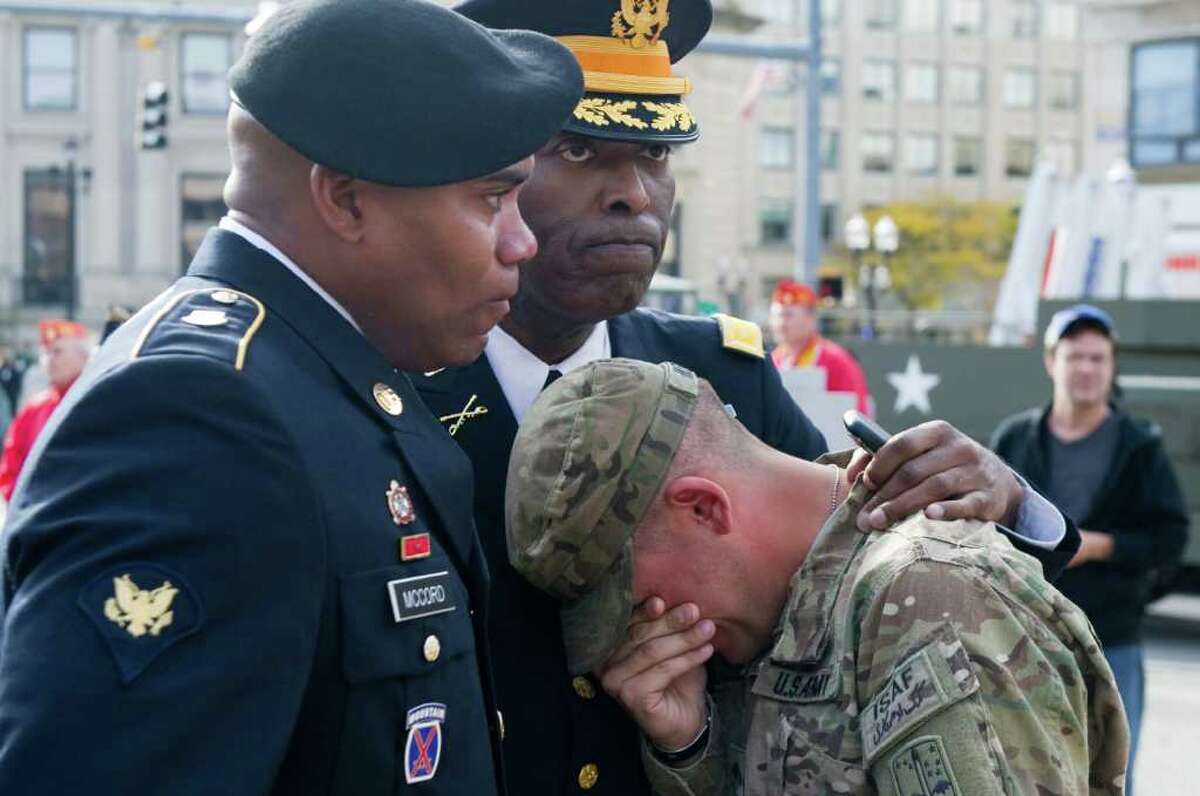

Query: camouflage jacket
[[644, 455, 1129, 796]]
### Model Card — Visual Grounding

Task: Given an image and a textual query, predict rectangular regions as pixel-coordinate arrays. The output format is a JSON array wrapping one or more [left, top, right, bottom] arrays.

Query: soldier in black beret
[[0, 1, 580, 793], [415, 1, 1084, 793]]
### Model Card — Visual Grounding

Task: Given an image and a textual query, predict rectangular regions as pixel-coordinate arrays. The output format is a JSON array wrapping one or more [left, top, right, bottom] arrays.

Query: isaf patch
[[889, 736, 962, 796], [78, 563, 203, 684], [405, 702, 446, 784], [861, 638, 978, 762]]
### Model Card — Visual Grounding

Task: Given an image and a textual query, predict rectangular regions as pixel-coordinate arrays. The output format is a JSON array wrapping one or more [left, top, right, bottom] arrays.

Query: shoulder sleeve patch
[[861, 626, 980, 764], [713, 314, 764, 359], [78, 562, 204, 684], [889, 736, 964, 796], [131, 288, 266, 371]]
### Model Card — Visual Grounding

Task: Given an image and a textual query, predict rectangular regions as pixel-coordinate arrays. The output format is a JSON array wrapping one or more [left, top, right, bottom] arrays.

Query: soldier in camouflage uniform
[[507, 358, 1129, 796]]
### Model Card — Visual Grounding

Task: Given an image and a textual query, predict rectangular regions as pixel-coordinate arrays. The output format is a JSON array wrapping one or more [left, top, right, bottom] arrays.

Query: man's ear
[[310, 164, 365, 243], [662, 476, 732, 537], [1043, 350, 1055, 380]]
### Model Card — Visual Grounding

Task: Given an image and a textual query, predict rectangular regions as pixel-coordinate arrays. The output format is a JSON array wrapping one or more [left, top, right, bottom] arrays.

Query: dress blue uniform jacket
[[0, 229, 503, 795], [413, 308, 1080, 796]]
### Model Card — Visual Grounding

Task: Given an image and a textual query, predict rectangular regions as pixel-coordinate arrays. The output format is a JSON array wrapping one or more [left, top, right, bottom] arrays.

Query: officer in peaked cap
[[0, 1, 580, 793], [413, 1, 1084, 794]]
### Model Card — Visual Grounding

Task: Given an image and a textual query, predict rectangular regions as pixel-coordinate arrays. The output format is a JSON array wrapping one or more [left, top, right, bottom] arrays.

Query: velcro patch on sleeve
[[889, 735, 963, 796], [861, 632, 979, 764], [713, 314, 764, 359]]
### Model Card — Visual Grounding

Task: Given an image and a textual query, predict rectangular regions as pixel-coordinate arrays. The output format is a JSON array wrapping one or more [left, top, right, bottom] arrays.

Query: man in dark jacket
[[992, 303, 1190, 794]]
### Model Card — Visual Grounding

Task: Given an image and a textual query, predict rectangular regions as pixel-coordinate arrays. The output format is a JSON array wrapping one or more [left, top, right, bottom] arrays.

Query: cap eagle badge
[[611, 0, 670, 48]]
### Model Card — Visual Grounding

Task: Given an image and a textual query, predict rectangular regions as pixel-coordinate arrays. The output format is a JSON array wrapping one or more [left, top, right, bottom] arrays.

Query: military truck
[[838, 299, 1200, 587]]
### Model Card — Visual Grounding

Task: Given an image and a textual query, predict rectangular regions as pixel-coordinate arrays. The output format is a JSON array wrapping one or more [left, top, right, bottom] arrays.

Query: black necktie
[[542, 369, 563, 391]]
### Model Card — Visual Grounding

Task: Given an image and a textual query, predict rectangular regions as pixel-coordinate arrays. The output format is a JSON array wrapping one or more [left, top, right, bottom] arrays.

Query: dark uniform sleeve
[[760, 354, 828, 460], [0, 356, 326, 795]]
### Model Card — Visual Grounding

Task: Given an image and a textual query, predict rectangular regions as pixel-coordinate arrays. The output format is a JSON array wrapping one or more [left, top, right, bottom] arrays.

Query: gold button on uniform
[[423, 634, 440, 662], [572, 676, 596, 700], [496, 709, 506, 741], [373, 383, 403, 416], [578, 763, 599, 790]]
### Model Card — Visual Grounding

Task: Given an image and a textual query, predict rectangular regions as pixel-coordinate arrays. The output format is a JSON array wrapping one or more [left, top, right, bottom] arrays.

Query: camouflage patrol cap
[[505, 358, 699, 674]]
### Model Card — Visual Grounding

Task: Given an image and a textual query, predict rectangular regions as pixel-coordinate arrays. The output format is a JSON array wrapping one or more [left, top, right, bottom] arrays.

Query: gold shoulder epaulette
[[130, 287, 266, 371], [713, 313, 764, 359]]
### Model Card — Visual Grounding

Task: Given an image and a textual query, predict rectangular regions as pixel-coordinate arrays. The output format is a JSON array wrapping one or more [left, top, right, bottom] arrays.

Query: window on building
[[1006, 138, 1036, 177], [820, 203, 839, 243], [23, 27, 77, 111], [865, 0, 898, 30], [948, 65, 983, 105], [905, 0, 941, 32], [760, 200, 793, 246], [905, 63, 940, 103], [820, 58, 842, 95], [862, 132, 896, 173], [863, 60, 896, 101], [23, 169, 74, 305], [181, 32, 232, 114], [949, 0, 983, 35], [1004, 67, 1037, 108], [1131, 39, 1200, 168], [1048, 72, 1078, 110], [181, 175, 228, 268], [905, 134, 940, 176], [760, 127, 794, 169], [953, 136, 982, 176], [820, 129, 840, 170], [820, 0, 842, 27], [1045, 3, 1079, 40], [1010, 0, 1038, 39]]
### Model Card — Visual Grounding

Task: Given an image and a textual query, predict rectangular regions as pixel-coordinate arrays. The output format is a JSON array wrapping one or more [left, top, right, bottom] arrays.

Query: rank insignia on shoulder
[[387, 480, 416, 525], [78, 563, 203, 684], [405, 702, 446, 784], [713, 313, 765, 359], [400, 532, 432, 562]]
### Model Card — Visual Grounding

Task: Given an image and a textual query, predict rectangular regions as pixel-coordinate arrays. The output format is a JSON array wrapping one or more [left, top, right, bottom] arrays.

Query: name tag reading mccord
[[387, 571, 457, 624]]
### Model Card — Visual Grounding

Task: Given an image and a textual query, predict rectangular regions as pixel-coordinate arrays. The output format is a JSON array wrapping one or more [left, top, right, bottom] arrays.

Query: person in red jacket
[[0, 319, 91, 501], [768, 279, 873, 415]]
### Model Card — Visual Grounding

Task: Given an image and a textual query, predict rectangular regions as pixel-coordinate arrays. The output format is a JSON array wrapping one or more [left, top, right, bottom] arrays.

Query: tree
[[829, 197, 1017, 311]]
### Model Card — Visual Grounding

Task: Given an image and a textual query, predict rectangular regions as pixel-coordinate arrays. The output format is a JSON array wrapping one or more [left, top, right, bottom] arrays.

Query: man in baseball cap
[[508, 358, 1128, 794]]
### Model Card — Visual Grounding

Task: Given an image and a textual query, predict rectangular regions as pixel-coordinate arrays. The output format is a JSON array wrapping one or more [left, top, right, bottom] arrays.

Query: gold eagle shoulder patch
[[79, 563, 203, 684], [713, 314, 764, 359]]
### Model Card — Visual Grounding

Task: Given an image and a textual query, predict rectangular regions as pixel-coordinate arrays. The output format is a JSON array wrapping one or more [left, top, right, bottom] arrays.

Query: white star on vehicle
[[887, 355, 941, 415]]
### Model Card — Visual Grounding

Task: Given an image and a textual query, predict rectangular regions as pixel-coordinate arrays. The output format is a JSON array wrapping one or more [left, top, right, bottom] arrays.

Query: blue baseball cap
[[1043, 304, 1117, 349]]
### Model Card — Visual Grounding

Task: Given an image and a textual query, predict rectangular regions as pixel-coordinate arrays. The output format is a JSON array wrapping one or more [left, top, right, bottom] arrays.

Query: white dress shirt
[[486, 321, 610, 422], [218, 216, 362, 334]]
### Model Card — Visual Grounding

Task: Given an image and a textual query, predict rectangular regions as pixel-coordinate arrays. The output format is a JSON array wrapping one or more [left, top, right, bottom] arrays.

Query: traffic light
[[141, 81, 168, 150]]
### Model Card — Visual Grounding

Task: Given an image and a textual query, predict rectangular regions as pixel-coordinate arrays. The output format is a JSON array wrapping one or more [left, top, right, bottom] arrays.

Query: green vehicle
[[836, 299, 1200, 586]]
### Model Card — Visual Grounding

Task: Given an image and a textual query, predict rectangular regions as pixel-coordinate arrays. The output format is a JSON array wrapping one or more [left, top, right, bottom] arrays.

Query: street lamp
[[867, 214, 898, 340], [844, 213, 871, 337]]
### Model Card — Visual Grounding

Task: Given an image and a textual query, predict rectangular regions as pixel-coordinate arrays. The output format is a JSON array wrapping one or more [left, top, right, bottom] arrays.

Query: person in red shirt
[[768, 279, 873, 415], [0, 319, 91, 501]]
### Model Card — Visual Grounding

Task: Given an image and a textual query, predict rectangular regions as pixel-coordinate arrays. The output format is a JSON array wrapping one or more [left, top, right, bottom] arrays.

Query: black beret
[[456, 0, 712, 143], [229, 0, 584, 187]]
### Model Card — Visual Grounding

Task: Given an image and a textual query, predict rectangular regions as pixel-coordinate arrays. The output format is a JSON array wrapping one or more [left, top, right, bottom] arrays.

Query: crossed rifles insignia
[[439, 394, 488, 437]]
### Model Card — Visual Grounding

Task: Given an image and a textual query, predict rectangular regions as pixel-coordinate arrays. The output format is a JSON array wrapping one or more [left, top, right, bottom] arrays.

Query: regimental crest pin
[[404, 702, 446, 784], [387, 480, 416, 526]]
